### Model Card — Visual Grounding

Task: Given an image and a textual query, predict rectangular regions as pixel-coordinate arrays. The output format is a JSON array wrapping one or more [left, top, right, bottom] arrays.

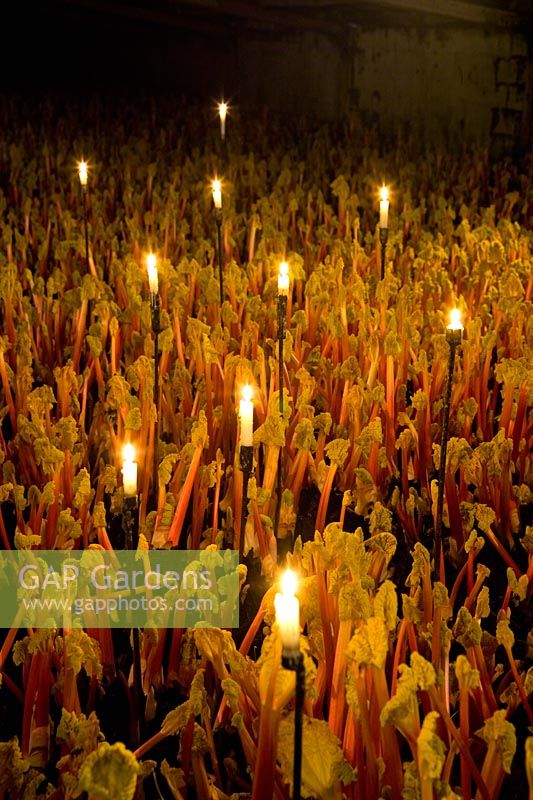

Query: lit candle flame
[[447, 308, 463, 331], [78, 160, 88, 187], [280, 568, 297, 596], [212, 178, 222, 209], [239, 385, 254, 446], [123, 443, 135, 463], [218, 101, 228, 140], [379, 185, 390, 229], [146, 252, 158, 294], [275, 569, 300, 652], [278, 261, 290, 295], [122, 443, 138, 497]]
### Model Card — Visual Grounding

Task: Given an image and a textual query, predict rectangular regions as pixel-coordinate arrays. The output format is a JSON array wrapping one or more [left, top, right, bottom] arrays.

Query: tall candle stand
[[122, 494, 138, 551], [82, 188, 89, 267], [282, 649, 305, 800], [150, 290, 161, 504], [274, 290, 288, 548], [131, 627, 143, 744], [434, 314, 463, 578], [379, 227, 388, 280], [218, 100, 227, 143], [122, 493, 144, 744], [215, 206, 224, 309], [275, 570, 304, 800], [78, 161, 89, 267], [239, 444, 253, 563], [378, 185, 390, 281], [211, 180, 224, 312]]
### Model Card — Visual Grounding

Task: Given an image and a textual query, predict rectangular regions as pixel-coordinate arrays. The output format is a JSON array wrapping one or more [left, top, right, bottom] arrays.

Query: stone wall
[[237, 29, 349, 120], [350, 26, 531, 154], [230, 22, 531, 152]]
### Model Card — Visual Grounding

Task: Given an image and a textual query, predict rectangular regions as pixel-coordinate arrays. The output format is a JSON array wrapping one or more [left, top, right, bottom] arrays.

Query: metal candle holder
[[151, 291, 161, 505], [379, 227, 388, 280], [434, 325, 462, 577], [122, 495, 144, 744], [282, 649, 305, 800], [215, 207, 224, 309], [131, 627, 143, 745], [239, 444, 253, 562], [122, 494, 139, 551], [277, 294, 287, 394], [81, 183, 89, 267], [274, 294, 288, 548]]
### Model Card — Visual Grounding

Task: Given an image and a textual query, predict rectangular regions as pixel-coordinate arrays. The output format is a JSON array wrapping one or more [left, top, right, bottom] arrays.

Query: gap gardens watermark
[[0, 550, 240, 628]]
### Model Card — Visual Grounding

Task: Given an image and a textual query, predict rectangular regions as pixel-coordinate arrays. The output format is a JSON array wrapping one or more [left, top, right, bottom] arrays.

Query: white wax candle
[[212, 179, 222, 210], [239, 385, 254, 446], [447, 308, 463, 331], [122, 443, 138, 497], [147, 252, 158, 294], [78, 161, 88, 187], [218, 101, 227, 140], [278, 261, 290, 296], [274, 569, 300, 651], [379, 186, 389, 229]]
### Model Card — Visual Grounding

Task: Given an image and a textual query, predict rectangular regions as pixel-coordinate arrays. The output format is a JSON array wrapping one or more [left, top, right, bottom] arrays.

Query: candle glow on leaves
[[146, 252, 158, 294]]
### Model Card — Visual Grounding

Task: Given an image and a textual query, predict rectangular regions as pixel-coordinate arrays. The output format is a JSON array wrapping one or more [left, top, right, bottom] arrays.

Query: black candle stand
[[215, 207, 224, 309], [239, 444, 253, 563], [282, 649, 305, 800], [122, 494, 144, 745], [81, 183, 89, 267], [434, 325, 462, 577], [379, 227, 388, 280], [274, 293, 288, 552], [122, 495, 138, 551], [151, 291, 161, 505]]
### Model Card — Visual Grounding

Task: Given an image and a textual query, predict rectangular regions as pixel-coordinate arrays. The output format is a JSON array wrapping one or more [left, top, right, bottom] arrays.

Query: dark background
[[1, 1, 532, 153]]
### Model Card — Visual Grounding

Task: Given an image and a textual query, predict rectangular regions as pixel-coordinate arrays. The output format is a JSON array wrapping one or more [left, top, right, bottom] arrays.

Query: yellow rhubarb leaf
[[277, 713, 354, 799], [76, 742, 139, 800]]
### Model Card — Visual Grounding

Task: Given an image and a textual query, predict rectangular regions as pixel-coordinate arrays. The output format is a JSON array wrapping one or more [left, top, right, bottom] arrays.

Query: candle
[[146, 252, 158, 294], [379, 186, 389, 229], [218, 101, 227, 140], [78, 160, 88, 187], [274, 569, 300, 652], [447, 307, 463, 332], [122, 443, 138, 497], [212, 178, 222, 210], [239, 385, 254, 446], [278, 261, 290, 296]]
